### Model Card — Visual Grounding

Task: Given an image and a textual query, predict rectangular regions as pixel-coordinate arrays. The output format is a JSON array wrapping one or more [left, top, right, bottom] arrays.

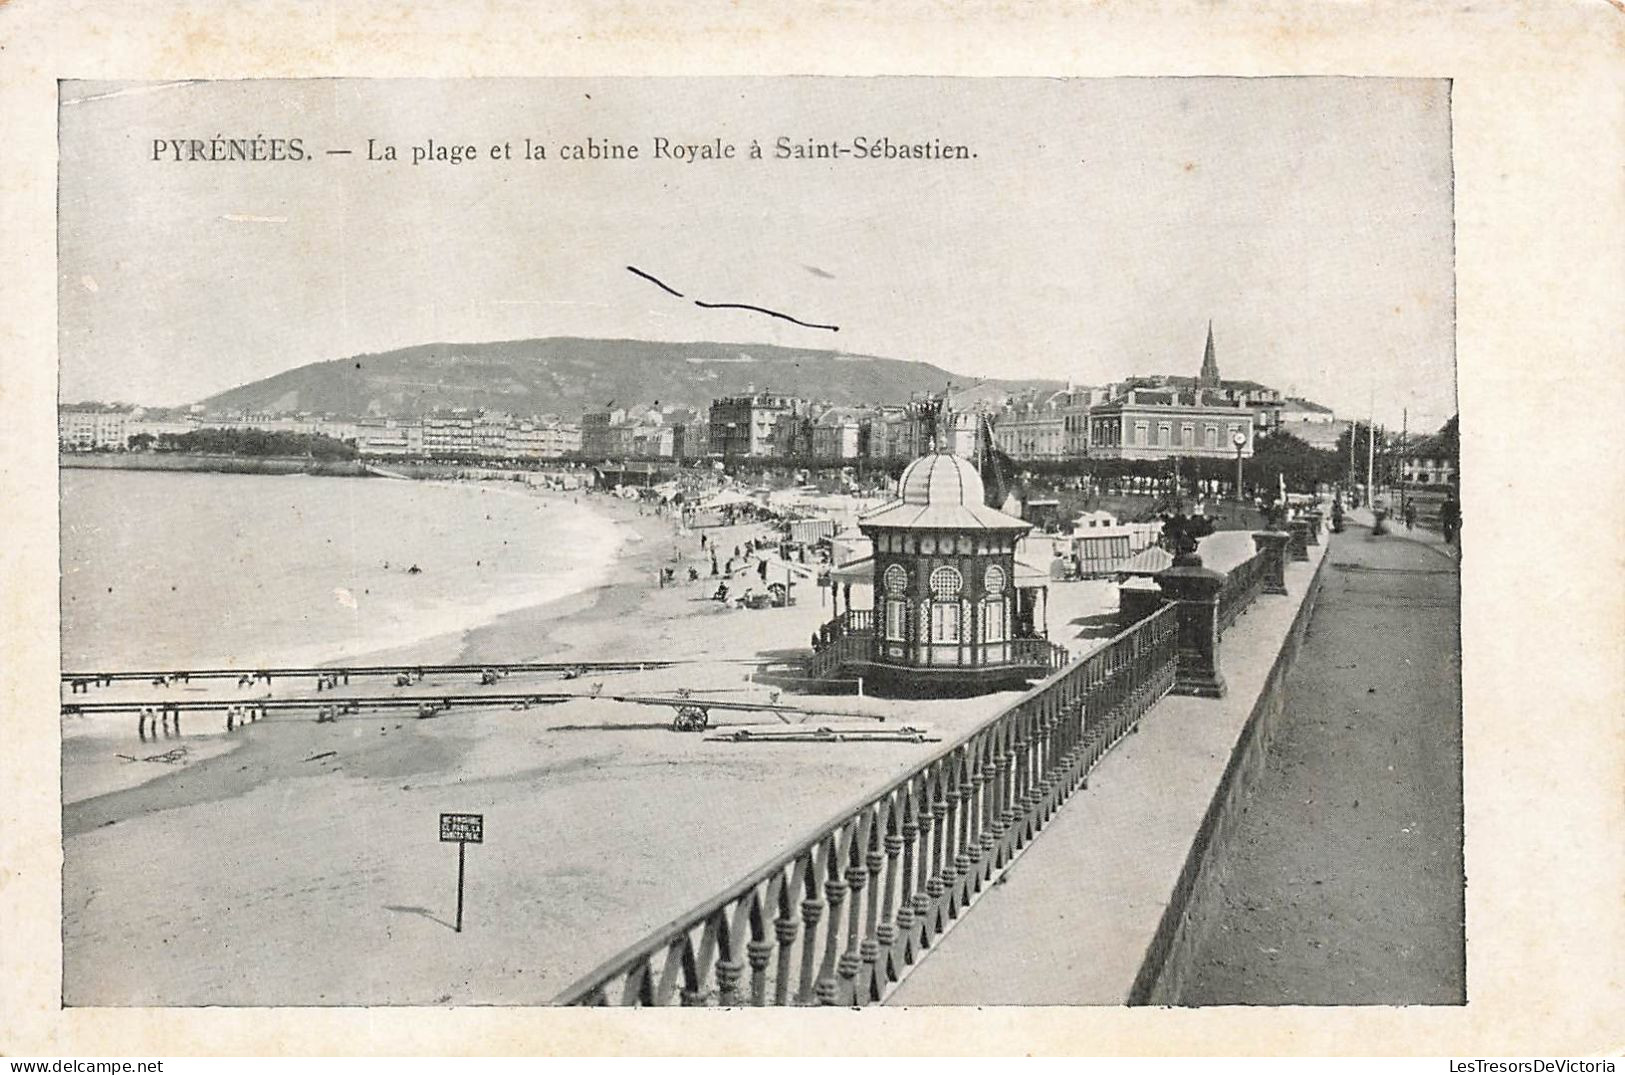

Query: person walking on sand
[[1404, 499, 1418, 531]]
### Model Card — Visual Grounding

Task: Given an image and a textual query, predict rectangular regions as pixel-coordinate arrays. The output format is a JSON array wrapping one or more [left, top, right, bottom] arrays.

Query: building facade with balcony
[[423, 412, 478, 458], [993, 391, 1070, 460], [58, 405, 137, 450], [707, 393, 810, 458], [811, 408, 864, 460], [354, 418, 425, 457]]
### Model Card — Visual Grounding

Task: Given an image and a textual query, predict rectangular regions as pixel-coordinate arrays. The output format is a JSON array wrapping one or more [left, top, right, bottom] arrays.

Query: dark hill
[[199, 338, 1057, 418]]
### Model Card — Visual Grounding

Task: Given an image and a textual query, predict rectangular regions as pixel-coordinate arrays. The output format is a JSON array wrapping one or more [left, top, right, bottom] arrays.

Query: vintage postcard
[[3, 0, 1622, 1059]]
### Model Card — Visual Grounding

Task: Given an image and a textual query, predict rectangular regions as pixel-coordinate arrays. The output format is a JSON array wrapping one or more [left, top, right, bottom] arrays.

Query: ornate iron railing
[[558, 604, 1180, 1006], [1216, 551, 1267, 638]]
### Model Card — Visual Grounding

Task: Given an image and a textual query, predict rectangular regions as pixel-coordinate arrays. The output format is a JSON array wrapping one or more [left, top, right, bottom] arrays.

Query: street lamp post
[[1231, 430, 1247, 503]]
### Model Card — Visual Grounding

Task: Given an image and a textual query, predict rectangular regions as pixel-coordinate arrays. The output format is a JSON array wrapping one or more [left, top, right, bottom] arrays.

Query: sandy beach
[[61, 486, 1241, 1006], [60, 488, 1020, 1005]]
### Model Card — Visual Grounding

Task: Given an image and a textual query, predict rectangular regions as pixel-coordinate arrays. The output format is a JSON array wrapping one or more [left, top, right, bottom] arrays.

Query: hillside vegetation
[[201, 337, 1057, 418]]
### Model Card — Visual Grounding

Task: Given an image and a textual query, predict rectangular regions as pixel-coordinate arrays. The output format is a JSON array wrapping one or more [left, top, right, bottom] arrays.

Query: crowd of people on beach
[[644, 508, 835, 615]]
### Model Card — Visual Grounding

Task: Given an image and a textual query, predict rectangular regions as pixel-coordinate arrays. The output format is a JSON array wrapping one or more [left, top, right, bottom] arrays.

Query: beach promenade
[[1174, 517, 1464, 1005], [886, 532, 1330, 1005], [885, 516, 1461, 1006]]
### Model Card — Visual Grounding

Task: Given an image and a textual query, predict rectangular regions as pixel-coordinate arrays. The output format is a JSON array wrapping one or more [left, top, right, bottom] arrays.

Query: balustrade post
[[912, 791, 935, 923], [774, 907, 800, 1006], [1287, 518, 1311, 562], [954, 759, 976, 898], [1004, 724, 1026, 850], [1252, 530, 1290, 595], [974, 750, 997, 866], [1021, 710, 1044, 842], [1156, 562, 1228, 699], [795, 889, 824, 1003], [990, 741, 1014, 866], [837, 837, 867, 1001], [864, 824, 889, 989], [897, 795, 922, 952], [935, 770, 961, 912], [815, 863, 849, 1005], [709, 912, 743, 1007], [1039, 703, 1063, 819], [747, 928, 774, 1006]]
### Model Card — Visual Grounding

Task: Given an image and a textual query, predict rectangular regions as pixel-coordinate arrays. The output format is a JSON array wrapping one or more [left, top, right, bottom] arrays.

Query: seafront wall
[[60, 452, 372, 478], [1130, 548, 1331, 1004]]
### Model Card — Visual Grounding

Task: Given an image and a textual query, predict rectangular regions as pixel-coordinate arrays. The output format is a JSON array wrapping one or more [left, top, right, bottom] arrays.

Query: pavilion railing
[[1216, 551, 1268, 638], [1010, 636, 1072, 671], [807, 633, 872, 680], [808, 609, 877, 678], [557, 603, 1180, 1007], [841, 608, 876, 636]]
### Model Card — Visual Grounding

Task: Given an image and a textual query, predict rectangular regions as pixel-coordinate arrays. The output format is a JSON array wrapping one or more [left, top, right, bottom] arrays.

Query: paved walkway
[[886, 519, 1463, 1007], [1345, 505, 1461, 562], [1175, 521, 1465, 1004]]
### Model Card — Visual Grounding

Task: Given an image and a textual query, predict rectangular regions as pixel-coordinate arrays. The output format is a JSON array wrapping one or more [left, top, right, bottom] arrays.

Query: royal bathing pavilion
[[814, 452, 1066, 693]]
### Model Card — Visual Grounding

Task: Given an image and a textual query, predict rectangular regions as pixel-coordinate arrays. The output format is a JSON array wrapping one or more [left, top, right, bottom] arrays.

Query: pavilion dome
[[898, 453, 986, 507]]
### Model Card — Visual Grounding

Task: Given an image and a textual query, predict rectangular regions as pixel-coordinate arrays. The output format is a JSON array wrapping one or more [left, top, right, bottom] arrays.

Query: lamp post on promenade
[[1231, 429, 1247, 503]]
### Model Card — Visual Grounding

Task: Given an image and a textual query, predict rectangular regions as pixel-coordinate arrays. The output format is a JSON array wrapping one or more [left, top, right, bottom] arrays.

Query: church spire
[[1197, 320, 1221, 390]]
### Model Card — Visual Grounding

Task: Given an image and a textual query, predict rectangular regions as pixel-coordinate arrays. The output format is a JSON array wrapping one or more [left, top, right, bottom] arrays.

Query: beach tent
[[704, 489, 757, 508]]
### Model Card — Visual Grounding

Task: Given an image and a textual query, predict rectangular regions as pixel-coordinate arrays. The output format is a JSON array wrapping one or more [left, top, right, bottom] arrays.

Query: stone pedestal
[[1302, 510, 1323, 545], [1251, 530, 1291, 595], [1155, 563, 1227, 699], [1287, 519, 1311, 562]]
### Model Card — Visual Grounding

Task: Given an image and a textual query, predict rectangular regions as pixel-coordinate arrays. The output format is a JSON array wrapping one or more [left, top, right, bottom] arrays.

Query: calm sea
[[60, 469, 623, 670]]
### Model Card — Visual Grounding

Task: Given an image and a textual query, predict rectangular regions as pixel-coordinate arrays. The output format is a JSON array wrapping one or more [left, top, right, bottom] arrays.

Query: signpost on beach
[[439, 812, 483, 933]]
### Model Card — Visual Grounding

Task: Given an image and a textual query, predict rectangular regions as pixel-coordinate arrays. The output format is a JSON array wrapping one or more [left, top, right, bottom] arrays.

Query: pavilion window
[[928, 565, 965, 643], [983, 597, 1007, 642], [982, 564, 1008, 643], [884, 598, 908, 641]]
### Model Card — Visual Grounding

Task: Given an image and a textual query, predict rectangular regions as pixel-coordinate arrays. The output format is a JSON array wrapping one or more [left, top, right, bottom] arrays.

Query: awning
[[825, 556, 874, 586], [1013, 560, 1051, 589], [1117, 545, 1174, 577]]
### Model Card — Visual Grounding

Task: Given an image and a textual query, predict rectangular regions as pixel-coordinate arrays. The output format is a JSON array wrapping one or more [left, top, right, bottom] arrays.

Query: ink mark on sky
[[626, 265, 685, 299], [626, 265, 840, 333]]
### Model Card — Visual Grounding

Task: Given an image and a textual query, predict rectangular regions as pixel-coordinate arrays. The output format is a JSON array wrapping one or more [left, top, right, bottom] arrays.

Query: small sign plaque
[[440, 812, 484, 844]]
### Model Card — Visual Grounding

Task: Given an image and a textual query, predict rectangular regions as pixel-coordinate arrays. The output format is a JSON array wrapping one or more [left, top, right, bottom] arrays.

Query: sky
[[58, 77, 1456, 430]]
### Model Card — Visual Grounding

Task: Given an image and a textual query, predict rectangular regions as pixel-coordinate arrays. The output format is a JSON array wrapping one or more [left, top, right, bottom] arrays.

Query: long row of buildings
[[62, 324, 1353, 466], [58, 406, 585, 461]]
